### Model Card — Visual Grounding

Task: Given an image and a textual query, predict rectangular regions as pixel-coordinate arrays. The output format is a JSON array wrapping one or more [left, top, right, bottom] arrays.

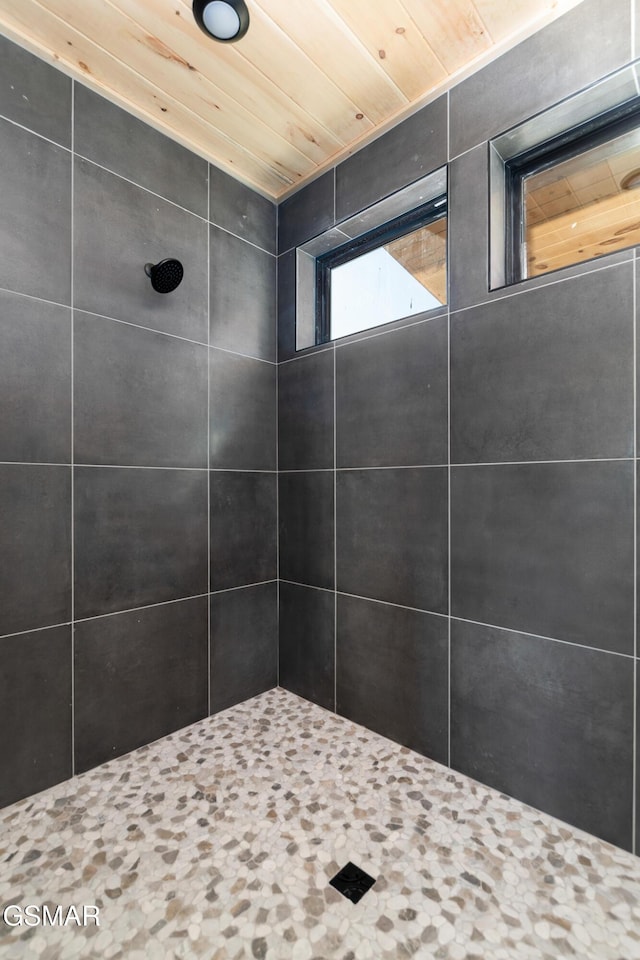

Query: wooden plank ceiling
[[0, 0, 584, 199]]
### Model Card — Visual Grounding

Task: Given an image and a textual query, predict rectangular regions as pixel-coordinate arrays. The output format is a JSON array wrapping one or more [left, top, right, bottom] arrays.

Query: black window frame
[[315, 194, 447, 345], [505, 97, 640, 284]]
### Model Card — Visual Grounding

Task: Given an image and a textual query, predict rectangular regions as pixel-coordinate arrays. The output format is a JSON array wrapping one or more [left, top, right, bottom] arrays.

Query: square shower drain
[[329, 862, 376, 903]]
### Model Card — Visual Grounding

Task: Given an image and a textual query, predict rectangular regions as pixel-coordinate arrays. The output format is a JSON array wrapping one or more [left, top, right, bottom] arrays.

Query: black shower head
[[144, 258, 184, 294]]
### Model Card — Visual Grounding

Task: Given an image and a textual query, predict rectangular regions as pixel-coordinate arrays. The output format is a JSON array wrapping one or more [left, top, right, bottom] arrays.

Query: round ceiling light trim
[[193, 0, 250, 43]]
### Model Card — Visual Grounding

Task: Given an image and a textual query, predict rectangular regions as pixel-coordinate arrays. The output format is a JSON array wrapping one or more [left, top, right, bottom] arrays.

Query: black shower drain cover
[[329, 861, 376, 903]]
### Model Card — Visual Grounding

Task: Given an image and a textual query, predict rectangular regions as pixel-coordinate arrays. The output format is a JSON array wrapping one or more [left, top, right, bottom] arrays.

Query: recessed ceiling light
[[192, 0, 250, 43], [621, 168, 640, 190]]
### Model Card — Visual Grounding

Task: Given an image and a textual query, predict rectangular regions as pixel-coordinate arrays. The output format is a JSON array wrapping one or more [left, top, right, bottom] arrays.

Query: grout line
[[210, 580, 278, 597], [207, 165, 211, 718], [633, 248, 637, 854], [451, 614, 636, 661], [73, 594, 211, 626], [0, 112, 71, 153], [209, 218, 277, 259], [333, 343, 337, 714], [336, 589, 449, 620], [0, 621, 72, 642], [70, 80, 76, 779], [0, 286, 71, 312], [278, 344, 335, 365], [276, 198, 280, 690], [3, 458, 630, 471], [74, 463, 209, 472], [447, 273, 452, 770], [451, 457, 633, 467], [451, 255, 635, 317], [279, 579, 336, 596]]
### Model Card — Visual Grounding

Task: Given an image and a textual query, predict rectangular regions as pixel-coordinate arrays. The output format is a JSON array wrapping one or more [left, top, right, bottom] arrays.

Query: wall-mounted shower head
[[144, 258, 184, 294]]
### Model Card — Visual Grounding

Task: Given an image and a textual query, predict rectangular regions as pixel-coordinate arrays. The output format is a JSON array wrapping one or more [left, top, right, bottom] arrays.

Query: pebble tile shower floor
[[1, 688, 639, 960]]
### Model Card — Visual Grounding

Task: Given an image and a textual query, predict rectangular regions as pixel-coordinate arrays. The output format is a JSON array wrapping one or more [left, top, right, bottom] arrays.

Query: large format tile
[[74, 467, 208, 619], [448, 145, 488, 312], [336, 318, 448, 468], [74, 598, 208, 774], [0, 291, 71, 463], [210, 472, 277, 590], [449, 0, 632, 158], [210, 226, 276, 362], [74, 158, 208, 342], [336, 97, 447, 222], [337, 595, 448, 764], [277, 250, 297, 362], [209, 164, 276, 254], [74, 85, 208, 217], [278, 171, 335, 255], [0, 625, 71, 807], [0, 465, 71, 636], [279, 581, 334, 711], [337, 468, 448, 612], [74, 313, 208, 468], [451, 461, 634, 654], [451, 264, 634, 463], [209, 349, 276, 471], [0, 35, 71, 146], [210, 582, 277, 714], [0, 119, 71, 304], [451, 620, 634, 851], [278, 350, 334, 470], [279, 472, 334, 590]]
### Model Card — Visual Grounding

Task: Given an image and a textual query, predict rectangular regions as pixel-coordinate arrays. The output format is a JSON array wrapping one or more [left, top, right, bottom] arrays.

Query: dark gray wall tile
[[209, 164, 276, 254], [451, 461, 634, 654], [279, 472, 334, 589], [210, 226, 276, 361], [279, 350, 334, 470], [636, 660, 640, 857], [210, 472, 277, 590], [0, 119, 71, 304], [279, 581, 334, 711], [277, 250, 296, 362], [74, 158, 208, 341], [278, 171, 335, 255], [210, 582, 277, 714], [451, 264, 634, 463], [0, 465, 71, 636], [451, 620, 633, 851], [210, 349, 276, 470], [74, 467, 208, 619], [336, 318, 448, 468], [448, 145, 488, 312], [0, 291, 71, 463], [337, 468, 448, 613], [0, 36, 71, 146], [74, 313, 208, 468], [74, 85, 208, 217], [0, 626, 72, 807], [449, 0, 632, 158], [336, 97, 447, 222], [337, 595, 448, 764], [74, 598, 208, 773]]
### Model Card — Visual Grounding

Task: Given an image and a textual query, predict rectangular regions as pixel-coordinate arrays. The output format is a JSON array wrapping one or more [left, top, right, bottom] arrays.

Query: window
[[294, 166, 447, 352], [506, 101, 640, 282], [315, 197, 447, 343]]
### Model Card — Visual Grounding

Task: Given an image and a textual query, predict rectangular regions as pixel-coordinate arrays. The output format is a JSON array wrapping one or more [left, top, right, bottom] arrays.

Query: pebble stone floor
[[1, 688, 640, 960]]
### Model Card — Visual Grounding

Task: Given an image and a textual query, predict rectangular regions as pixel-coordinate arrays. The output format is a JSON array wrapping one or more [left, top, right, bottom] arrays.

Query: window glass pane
[[329, 217, 447, 340], [523, 125, 640, 277]]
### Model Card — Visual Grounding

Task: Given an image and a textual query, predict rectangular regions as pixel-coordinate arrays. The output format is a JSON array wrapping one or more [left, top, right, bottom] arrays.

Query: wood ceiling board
[[181, 0, 376, 146], [400, 0, 492, 74], [36, 0, 315, 183], [0, 0, 586, 198], [108, 0, 344, 165], [0, 0, 287, 194], [327, 0, 448, 100], [476, 0, 564, 42], [251, 0, 408, 125]]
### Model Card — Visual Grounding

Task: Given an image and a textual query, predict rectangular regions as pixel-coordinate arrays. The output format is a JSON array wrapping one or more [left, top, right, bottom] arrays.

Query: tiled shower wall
[[277, 0, 640, 855], [0, 34, 277, 807]]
